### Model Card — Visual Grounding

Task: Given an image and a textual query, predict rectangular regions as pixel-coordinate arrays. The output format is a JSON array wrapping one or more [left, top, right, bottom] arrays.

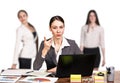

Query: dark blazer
[[33, 38, 81, 70]]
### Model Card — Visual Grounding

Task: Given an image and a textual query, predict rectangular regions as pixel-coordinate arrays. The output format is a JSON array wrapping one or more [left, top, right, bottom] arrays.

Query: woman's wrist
[[80, 46, 84, 52], [42, 48, 48, 57]]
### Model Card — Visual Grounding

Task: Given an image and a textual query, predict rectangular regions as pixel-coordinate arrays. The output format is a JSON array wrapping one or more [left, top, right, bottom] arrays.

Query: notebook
[[56, 54, 96, 78]]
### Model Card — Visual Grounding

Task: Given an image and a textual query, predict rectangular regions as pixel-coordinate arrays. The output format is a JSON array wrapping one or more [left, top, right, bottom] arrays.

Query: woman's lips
[[56, 34, 61, 36]]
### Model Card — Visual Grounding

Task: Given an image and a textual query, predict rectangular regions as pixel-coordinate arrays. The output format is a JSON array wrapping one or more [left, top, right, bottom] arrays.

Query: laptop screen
[[56, 54, 96, 78]]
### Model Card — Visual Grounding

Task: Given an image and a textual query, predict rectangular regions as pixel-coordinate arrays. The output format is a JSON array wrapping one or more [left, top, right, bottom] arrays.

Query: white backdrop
[[0, 0, 120, 71]]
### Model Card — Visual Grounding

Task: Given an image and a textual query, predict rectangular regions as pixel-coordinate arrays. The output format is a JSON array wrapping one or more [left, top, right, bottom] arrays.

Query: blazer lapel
[[49, 47, 57, 65], [62, 46, 70, 55]]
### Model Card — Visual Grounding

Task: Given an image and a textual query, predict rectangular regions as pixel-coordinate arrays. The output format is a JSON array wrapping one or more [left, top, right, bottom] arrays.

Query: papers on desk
[[93, 71, 106, 83], [1, 69, 33, 76], [19, 76, 58, 83], [26, 70, 51, 77], [0, 69, 57, 83], [1, 69, 51, 77], [0, 76, 20, 83]]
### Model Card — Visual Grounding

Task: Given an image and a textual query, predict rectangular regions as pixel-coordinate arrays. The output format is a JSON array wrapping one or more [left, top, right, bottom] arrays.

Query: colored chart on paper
[[19, 76, 58, 83], [28, 78, 50, 82]]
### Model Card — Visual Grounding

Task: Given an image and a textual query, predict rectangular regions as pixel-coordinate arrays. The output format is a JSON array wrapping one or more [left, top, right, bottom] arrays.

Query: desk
[[0, 71, 120, 83], [55, 71, 120, 83]]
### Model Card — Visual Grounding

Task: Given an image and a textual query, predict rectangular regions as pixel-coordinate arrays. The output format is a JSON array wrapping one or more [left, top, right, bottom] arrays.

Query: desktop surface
[[0, 70, 120, 83], [56, 71, 120, 83]]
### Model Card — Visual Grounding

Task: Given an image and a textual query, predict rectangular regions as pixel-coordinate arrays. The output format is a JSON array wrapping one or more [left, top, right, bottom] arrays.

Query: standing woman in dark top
[[11, 10, 38, 69], [80, 10, 105, 70]]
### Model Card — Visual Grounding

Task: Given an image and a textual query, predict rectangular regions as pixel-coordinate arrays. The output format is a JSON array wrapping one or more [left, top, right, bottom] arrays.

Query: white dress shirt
[[80, 25, 105, 48], [51, 37, 70, 62], [13, 24, 38, 64]]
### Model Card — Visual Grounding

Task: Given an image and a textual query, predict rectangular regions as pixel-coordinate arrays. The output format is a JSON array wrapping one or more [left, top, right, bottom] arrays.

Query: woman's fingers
[[43, 37, 52, 51], [44, 37, 47, 42]]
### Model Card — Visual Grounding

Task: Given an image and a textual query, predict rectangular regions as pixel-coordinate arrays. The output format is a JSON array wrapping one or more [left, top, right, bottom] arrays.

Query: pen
[[26, 71, 34, 74]]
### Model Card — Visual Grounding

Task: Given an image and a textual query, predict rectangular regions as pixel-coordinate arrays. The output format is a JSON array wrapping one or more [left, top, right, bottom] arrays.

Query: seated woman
[[33, 15, 81, 73]]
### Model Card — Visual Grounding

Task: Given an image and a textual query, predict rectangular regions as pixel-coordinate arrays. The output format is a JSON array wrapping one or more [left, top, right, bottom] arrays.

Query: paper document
[[1, 69, 33, 76], [0, 76, 20, 83], [26, 70, 51, 77], [19, 76, 58, 83]]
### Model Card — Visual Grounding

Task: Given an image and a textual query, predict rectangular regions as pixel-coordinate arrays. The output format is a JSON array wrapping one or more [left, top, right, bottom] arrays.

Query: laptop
[[55, 54, 96, 78]]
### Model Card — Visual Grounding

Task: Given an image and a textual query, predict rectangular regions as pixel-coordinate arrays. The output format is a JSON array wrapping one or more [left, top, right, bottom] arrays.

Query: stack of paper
[[93, 71, 106, 83], [26, 70, 51, 77], [0, 76, 20, 83], [70, 74, 81, 83], [1, 69, 33, 76], [94, 76, 105, 83]]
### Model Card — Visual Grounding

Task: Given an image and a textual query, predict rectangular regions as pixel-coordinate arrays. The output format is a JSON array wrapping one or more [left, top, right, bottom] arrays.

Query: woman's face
[[89, 12, 96, 23], [50, 20, 65, 39], [18, 12, 28, 24]]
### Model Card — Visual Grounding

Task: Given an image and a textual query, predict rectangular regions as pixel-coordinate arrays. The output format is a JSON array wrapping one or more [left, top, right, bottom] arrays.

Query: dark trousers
[[84, 47, 101, 68], [19, 58, 31, 69]]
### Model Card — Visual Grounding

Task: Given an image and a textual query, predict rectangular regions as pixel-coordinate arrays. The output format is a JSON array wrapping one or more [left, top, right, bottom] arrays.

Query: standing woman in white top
[[80, 10, 105, 70], [11, 10, 38, 69]]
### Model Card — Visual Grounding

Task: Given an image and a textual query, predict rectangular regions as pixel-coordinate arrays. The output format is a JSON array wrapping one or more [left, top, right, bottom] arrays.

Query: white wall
[[0, 0, 120, 71]]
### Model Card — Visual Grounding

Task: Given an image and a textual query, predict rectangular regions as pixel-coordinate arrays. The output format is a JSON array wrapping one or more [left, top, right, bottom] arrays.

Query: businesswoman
[[80, 10, 105, 70], [33, 15, 80, 73], [11, 10, 38, 69]]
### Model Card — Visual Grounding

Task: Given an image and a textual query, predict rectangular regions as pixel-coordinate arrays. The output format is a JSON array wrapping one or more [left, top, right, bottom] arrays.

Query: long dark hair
[[17, 10, 39, 52], [49, 15, 65, 27], [85, 10, 100, 25]]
